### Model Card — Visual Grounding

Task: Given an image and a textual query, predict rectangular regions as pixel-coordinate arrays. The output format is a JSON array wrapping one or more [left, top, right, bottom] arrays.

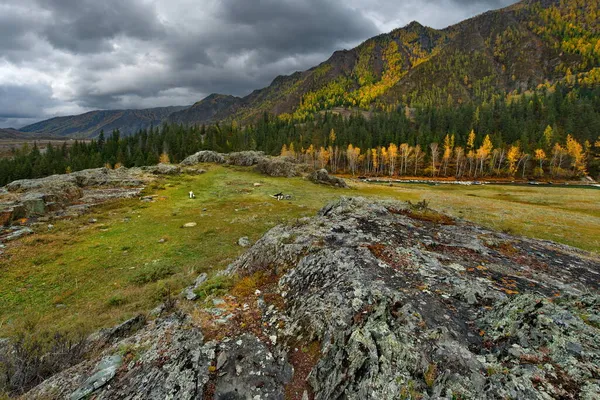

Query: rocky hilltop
[[24, 197, 600, 399]]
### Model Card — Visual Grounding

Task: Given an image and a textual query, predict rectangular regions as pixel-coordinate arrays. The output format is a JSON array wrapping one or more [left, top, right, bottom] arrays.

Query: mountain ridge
[[18, 0, 600, 137], [19, 105, 189, 139]]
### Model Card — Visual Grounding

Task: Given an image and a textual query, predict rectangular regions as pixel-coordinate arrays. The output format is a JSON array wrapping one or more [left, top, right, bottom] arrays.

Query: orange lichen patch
[[388, 207, 455, 226], [476, 265, 488, 271], [366, 243, 413, 271], [285, 341, 321, 400], [353, 305, 375, 325], [502, 289, 520, 295], [484, 240, 519, 256], [191, 271, 284, 343]]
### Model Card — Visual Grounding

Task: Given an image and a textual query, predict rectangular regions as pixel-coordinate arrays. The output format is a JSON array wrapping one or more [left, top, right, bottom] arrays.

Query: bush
[[130, 262, 175, 285], [0, 325, 87, 396], [193, 275, 234, 301], [106, 295, 127, 307]]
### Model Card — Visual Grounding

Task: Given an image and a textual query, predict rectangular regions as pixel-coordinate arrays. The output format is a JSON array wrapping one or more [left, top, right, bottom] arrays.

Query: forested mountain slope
[[19, 106, 188, 138], [170, 0, 599, 125]]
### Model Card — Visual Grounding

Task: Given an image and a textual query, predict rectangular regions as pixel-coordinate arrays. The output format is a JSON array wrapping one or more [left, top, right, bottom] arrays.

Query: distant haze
[[0, 0, 517, 128]]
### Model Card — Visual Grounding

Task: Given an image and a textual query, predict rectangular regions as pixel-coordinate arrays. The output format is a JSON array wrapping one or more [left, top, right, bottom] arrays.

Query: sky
[[0, 0, 518, 128]]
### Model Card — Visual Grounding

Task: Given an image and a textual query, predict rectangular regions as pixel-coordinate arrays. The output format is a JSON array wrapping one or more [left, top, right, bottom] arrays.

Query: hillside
[[0, 128, 36, 139], [171, 0, 599, 125], [19, 106, 189, 138]]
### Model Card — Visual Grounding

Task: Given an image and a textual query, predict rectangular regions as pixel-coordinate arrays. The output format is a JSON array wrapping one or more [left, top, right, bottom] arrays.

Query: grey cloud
[[0, 84, 58, 119], [37, 0, 166, 53], [0, 0, 520, 125]]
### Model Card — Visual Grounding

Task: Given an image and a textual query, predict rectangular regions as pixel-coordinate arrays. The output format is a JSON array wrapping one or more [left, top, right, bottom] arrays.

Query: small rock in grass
[[183, 222, 197, 228], [238, 237, 251, 247]]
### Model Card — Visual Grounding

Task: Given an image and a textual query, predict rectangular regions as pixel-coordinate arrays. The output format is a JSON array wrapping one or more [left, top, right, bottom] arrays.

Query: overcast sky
[[0, 0, 517, 128]]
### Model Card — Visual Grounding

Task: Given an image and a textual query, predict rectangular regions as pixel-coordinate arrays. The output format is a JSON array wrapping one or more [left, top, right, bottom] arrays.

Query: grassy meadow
[[0, 164, 598, 337]]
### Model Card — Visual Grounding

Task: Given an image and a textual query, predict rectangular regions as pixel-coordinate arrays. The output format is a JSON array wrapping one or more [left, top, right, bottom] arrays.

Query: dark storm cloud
[[0, 0, 519, 127], [37, 0, 165, 53]]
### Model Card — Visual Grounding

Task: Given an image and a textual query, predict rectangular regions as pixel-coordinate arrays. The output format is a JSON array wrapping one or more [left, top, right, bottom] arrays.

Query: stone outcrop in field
[[181, 151, 226, 165], [24, 197, 600, 399], [0, 167, 169, 229], [308, 168, 349, 188]]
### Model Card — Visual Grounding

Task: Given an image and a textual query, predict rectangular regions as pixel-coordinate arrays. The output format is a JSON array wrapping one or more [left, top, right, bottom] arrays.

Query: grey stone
[[180, 150, 225, 165], [213, 334, 291, 399], [308, 168, 349, 188], [182, 272, 208, 301], [238, 236, 251, 247], [226, 151, 267, 166], [69, 355, 122, 400], [142, 163, 181, 175], [255, 157, 307, 177]]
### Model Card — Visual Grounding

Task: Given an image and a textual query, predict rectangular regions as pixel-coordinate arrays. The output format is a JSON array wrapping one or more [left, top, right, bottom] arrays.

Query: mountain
[[0, 128, 60, 140], [166, 94, 242, 125], [19, 106, 189, 138], [172, 0, 599, 125], [0, 128, 28, 139], [17, 0, 599, 135]]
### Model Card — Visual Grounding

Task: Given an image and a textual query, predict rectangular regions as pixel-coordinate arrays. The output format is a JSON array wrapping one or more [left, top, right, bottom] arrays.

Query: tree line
[[1, 81, 599, 186]]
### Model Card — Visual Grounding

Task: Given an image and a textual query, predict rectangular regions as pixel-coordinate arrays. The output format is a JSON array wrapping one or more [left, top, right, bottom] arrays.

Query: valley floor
[[1, 164, 598, 337]]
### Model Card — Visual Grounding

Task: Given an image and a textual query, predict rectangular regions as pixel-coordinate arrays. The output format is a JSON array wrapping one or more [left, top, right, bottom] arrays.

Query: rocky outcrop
[[24, 198, 600, 399], [227, 197, 600, 399], [142, 163, 181, 175], [308, 168, 348, 188], [181, 151, 226, 166], [0, 167, 163, 228], [226, 151, 267, 166], [255, 157, 307, 177]]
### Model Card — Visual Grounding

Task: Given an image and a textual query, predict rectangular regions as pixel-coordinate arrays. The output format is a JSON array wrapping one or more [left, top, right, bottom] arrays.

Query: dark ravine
[[22, 197, 600, 399]]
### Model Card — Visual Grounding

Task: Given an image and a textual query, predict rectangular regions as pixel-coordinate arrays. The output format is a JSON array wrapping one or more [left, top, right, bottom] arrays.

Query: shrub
[[0, 326, 87, 395], [130, 262, 175, 285], [106, 295, 126, 307], [193, 275, 234, 301]]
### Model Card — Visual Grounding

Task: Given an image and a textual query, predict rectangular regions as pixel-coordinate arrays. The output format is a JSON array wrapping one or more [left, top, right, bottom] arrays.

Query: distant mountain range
[[0, 128, 59, 140], [17, 0, 600, 138], [19, 106, 188, 139]]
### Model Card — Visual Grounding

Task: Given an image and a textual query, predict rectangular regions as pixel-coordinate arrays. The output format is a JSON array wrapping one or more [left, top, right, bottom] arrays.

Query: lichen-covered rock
[[180, 151, 225, 166], [228, 197, 600, 399], [212, 334, 292, 399], [0, 167, 151, 226], [27, 315, 214, 400], [226, 151, 267, 166], [255, 157, 306, 177], [308, 169, 348, 188], [142, 163, 181, 175]]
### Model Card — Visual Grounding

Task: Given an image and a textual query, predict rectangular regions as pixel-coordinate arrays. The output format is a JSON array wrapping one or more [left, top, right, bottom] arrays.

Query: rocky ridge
[[0, 165, 181, 242], [24, 197, 600, 399]]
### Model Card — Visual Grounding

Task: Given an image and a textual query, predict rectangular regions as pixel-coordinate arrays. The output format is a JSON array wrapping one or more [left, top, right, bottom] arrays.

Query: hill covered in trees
[[19, 106, 188, 139], [2, 78, 599, 186], [3, 0, 599, 185], [170, 0, 600, 124]]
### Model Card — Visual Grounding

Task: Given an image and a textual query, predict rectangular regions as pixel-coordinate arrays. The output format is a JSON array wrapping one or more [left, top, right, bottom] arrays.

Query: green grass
[[0, 164, 598, 337]]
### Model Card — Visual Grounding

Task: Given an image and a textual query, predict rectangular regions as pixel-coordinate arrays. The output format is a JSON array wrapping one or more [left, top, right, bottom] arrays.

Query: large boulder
[[180, 151, 225, 166], [226, 151, 267, 166], [308, 168, 348, 188], [142, 163, 181, 175], [255, 157, 306, 177]]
